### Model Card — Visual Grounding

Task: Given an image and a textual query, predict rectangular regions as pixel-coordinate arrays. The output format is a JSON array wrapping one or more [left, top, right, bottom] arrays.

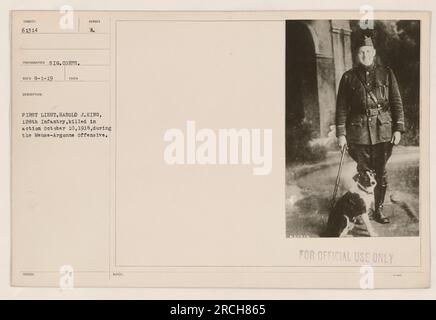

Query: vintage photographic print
[[10, 9, 429, 289], [286, 20, 420, 238]]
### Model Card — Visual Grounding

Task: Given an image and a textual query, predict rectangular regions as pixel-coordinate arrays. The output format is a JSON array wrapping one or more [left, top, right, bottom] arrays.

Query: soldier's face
[[357, 46, 376, 66]]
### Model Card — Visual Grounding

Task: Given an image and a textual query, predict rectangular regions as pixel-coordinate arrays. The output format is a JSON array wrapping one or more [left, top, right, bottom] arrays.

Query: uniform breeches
[[347, 142, 393, 187]]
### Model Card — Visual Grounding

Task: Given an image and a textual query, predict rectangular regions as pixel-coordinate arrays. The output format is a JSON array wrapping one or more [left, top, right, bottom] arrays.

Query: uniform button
[[366, 71, 369, 75], [369, 118, 372, 121], [367, 83, 370, 85]]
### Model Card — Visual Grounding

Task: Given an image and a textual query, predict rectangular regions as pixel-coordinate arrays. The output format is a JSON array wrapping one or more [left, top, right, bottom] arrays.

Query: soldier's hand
[[337, 135, 347, 150], [391, 131, 401, 145]]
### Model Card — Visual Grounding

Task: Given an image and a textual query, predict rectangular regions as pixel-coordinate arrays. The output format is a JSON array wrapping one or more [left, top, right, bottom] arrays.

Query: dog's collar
[[357, 183, 373, 195]]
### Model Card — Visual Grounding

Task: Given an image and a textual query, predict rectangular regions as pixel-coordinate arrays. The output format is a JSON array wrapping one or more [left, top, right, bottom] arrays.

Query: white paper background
[[1, 0, 435, 299]]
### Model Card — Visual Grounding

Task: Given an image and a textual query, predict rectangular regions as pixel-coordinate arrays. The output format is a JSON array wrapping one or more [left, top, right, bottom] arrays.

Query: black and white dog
[[325, 171, 378, 237]]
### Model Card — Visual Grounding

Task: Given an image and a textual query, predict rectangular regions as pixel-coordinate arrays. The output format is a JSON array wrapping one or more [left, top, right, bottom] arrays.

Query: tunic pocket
[[347, 116, 364, 142], [376, 80, 389, 101], [350, 83, 365, 106], [377, 111, 392, 124], [377, 112, 393, 140]]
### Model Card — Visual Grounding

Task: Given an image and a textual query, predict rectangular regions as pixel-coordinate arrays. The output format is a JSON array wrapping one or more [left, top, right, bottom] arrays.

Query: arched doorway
[[286, 21, 322, 164], [285, 21, 320, 136]]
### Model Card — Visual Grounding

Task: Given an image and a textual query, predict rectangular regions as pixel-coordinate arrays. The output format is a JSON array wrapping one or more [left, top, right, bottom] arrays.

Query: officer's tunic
[[335, 63, 405, 186]]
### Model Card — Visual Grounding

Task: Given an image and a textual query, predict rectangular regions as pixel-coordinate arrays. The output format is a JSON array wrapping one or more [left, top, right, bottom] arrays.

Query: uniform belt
[[365, 107, 382, 116]]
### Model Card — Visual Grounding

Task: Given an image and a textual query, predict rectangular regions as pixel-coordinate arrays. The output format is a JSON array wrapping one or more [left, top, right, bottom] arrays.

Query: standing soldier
[[335, 34, 405, 224]]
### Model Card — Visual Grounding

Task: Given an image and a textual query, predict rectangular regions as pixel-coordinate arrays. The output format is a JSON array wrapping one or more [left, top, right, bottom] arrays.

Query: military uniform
[[335, 59, 405, 223]]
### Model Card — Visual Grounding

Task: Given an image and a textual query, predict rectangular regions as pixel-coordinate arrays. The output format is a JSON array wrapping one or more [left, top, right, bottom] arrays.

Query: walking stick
[[330, 144, 347, 209]]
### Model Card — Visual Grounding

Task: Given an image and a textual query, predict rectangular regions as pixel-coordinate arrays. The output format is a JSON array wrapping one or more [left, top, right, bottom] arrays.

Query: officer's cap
[[356, 34, 375, 49]]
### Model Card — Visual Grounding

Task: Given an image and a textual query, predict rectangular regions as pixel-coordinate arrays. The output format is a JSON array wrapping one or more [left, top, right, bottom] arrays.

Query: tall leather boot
[[374, 184, 390, 224]]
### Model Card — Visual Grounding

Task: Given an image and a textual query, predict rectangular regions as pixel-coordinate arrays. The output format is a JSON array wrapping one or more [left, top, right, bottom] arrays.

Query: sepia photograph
[[286, 20, 420, 238], [7, 8, 430, 290]]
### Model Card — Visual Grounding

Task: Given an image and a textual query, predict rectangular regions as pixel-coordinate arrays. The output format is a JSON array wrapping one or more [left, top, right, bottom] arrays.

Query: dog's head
[[352, 170, 377, 194]]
